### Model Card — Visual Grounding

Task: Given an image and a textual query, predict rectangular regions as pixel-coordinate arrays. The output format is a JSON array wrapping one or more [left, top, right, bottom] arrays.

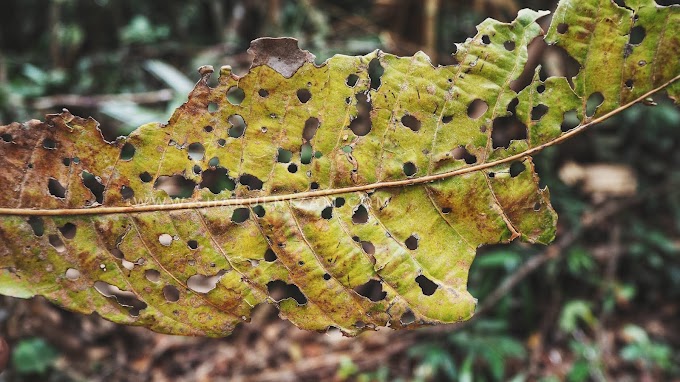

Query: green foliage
[[559, 300, 596, 333], [10, 338, 58, 375], [620, 325, 673, 371], [450, 320, 527, 381], [119, 15, 170, 45]]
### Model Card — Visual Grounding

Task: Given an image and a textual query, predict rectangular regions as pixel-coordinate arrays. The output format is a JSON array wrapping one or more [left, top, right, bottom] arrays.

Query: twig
[[421, 188, 659, 335], [30, 89, 175, 110]]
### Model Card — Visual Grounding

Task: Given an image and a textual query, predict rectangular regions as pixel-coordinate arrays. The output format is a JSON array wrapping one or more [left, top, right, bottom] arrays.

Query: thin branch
[[31, 89, 175, 110], [420, 183, 666, 335]]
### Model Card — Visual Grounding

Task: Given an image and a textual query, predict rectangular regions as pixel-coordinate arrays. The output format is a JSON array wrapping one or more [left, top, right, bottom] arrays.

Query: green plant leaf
[[0, 1, 678, 337]]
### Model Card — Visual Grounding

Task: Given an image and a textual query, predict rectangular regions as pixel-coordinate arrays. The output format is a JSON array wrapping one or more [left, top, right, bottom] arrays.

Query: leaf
[[0, 1, 678, 337]]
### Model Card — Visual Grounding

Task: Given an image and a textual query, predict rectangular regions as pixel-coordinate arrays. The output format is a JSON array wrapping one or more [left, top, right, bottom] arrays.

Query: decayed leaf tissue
[[0, 0, 678, 337]]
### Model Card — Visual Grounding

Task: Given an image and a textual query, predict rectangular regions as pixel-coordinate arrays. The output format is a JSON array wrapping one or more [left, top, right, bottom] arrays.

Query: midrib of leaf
[[1, 74, 676, 217]]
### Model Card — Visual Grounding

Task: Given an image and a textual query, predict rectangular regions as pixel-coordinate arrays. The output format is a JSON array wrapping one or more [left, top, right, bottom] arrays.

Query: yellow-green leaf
[[0, 1, 678, 337]]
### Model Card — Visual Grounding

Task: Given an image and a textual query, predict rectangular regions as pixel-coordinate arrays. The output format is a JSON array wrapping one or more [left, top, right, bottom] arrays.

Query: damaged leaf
[[0, 0, 678, 337]]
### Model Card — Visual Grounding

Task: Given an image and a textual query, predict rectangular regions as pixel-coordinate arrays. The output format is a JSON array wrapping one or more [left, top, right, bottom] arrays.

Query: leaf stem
[[2, 74, 678, 217]]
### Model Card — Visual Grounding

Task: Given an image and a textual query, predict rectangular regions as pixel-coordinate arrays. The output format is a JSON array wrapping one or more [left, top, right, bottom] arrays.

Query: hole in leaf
[[368, 58, 384, 90], [401, 114, 421, 132], [415, 275, 438, 296], [48, 178, 66, 199], [354, 279, 386, 301], [258, 89, 269, 97], [217, 138, 226, 147], [203, 125, 213, 133], [264, 248, 277, 262], [561, 109, 580, 132], [228, 114, 247, 138], [187, 240, 198, 250], [452, 146, 477, 164], [586, 92, 604, 118], [352, 205, 369, 224], [361, 241, 375, 255], [277, 148, 293, 163], [506, 98, 519, 116], [442, 207, 452, 214], [94, 281, 147, 315], [208, 157, 220, 167], [349, 93, 372, 136], [231, 208, 250, 223], [239, 174, 263, 190], [188, 143, 205, 161], [467, 99, 488, 119], [227, 86, 245, 105], [139, 172, 152, 183], [346, 74, 359, 87], [442, 115, 453, 123], [403, 162, 417, 176], [48, 234, 66, 253], [193, 165, 202, 175], [405, 234, 419, 250], [65, 268, 80, 280], [82, 171, 105, 204], [492, 115, 527, 148], [158, 234, 173, 246], [310, 182, 319, 190], [0, 133, 12, 142], [288, 163, 298, 173], [200, 167, 235, 194], [334, 197, 345, 208], [267, 280, 307, 305], [120, 143, 135, 160], [28, 216, 44, 236], [534, 202, 542, 211], [509, 161, 526, 177], [187, 271, 226, 294], [145, 269, 160, 283], [111, 248, 124, 259], [163, 285, 180, 302], [504, 41, 516, 51], [629, 25, 645, 45], [481, 35, 491, 44], [531, 104, 549, 121], [154, 175, 196, 199], [323, 273, 331, 281], [62, 158, 71, 166], [557, 23, 569, 34], [400, 310, 416, 324], [43, 138, 56, 150], [253, 205, 266, 217], [296, 89, 312, 103], [208, 102, 218, 113], [303, 117, 320, 141], [321, 206, 333, 219], [58, 223, 77, 240], [300, 143, 313, 164], [625, 79, 634, 89]]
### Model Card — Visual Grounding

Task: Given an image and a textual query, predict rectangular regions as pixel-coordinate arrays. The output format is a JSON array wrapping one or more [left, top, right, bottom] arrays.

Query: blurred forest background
[[1, 0, 680, 381]]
